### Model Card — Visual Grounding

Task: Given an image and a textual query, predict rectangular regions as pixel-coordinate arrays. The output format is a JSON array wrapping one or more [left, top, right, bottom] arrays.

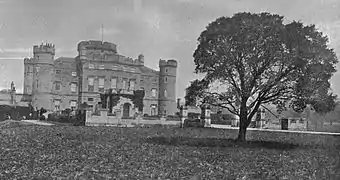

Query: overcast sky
[[0, 0, 339, 99]]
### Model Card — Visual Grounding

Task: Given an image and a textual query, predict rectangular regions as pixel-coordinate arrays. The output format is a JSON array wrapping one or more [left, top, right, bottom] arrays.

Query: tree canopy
[[185, 12, 338, 141]]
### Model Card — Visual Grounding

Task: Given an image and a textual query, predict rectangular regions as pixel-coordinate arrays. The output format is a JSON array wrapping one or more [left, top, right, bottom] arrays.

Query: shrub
[[166, 115, 181, 121], [71, 110, 86, 126], [142, 115, 160, 120], [184, 119, 205, 128], [39, 115, 46, 121], [47, 113, 71, 123], [188, 112, 200, 119]]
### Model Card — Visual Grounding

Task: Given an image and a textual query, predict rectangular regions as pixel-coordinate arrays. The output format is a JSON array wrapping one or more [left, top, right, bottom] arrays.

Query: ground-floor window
[[150, 104, 157, 116], [54, 100, 61, 111], [70, 100, 77, 109]]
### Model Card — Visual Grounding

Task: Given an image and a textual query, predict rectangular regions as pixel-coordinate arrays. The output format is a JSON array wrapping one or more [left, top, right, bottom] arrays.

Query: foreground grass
[[0, 122, 340, 179]]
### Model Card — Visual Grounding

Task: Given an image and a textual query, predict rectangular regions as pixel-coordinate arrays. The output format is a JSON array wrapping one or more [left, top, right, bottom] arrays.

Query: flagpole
[[101, 24, 104, 43]]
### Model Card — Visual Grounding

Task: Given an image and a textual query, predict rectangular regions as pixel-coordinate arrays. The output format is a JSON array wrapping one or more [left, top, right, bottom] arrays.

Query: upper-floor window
[[55, 69, 61, 74], [36, 67, 40, 73], [89, 63, 94, 69], [99, 64, 105, 70], [98, 78, 105, 92], [165, 68, 168, 73], [111, 78, 117, 89], [151, 88, 157, 97], [129, 80, 135, 91], [88, 98, 94, 101], [164, 77, 168, 83], [122, 78, 128, 90], [71, 72, 77, 77], [88, 77, 94, 92], [55, 82, 61, 91], [70, 83, 77, 92]]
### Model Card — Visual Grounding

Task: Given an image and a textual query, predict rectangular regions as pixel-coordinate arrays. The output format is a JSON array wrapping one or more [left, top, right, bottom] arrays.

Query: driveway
[[21, 120, 54, 126]]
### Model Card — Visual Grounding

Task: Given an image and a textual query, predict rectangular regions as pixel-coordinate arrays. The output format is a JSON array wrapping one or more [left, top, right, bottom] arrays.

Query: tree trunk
[[237, 119, 247, 142], [236, 101, 249, 142]]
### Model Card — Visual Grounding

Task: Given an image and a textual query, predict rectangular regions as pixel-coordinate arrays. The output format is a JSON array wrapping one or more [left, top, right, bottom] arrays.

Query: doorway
[[123, 103, 131, 117], [281, 118, 289, 130]]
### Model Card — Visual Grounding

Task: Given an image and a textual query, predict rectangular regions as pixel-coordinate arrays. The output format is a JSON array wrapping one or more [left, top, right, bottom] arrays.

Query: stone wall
[[85, 109, 180, 127]]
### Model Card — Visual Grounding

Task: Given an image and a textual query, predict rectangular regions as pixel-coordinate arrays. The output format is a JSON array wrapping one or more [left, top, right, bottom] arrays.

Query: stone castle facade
[[23, 40, 177, 116]]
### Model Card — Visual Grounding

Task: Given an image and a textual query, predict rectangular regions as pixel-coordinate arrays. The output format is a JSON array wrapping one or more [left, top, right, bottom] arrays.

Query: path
[[210, 124, 340, 136], [21, 120, 54, 126]]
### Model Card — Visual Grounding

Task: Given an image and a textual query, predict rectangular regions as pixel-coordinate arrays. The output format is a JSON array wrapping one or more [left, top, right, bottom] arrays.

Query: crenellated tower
[[29, 43, 55, 110], [158, 59, 177, 116], [23, 57, 34, 94]]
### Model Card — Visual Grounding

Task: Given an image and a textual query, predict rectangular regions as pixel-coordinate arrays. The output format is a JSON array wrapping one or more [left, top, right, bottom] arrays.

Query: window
[[70, 101, 77, 109], [111, 78, 117, 89], [164, 89, 167, 97], [112, 65, 118, 70], [98, 78, 105, 92], [151, 88, 157, 97], [55, 69, 61, 74], [165, 68, 168, 72], [164, 77, 167, 83], [88, 105, 94, 108], [55, 82, 61, 90], [122, 79, 128, 90], [36, 80, 39, 88], [88, 77, 94, 92], [150, 104, 157, 116], [129, 80, 135, 91], [130, 68, 136, 73], [99, 64, 105, 70], [299, 119, 304, 124], [71, 72, 77, 77], [89, 63, 94, 69], [54, 100, 61, 111], [70, 83, 77, 92], [88, 98, 94, 101]]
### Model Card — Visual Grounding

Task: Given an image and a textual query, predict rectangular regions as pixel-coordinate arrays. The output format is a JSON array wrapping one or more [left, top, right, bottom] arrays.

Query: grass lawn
[[1, 121, 340, 179]]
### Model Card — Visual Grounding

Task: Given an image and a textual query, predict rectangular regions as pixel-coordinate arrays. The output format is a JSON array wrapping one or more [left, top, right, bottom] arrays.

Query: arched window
[[151, 88, 157, 97], [164, 89, 167, 97]]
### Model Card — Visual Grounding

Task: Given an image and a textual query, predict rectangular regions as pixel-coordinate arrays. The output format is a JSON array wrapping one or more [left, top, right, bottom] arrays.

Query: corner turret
[[33, 43, 55, 63], [137, 54, 144, 66]]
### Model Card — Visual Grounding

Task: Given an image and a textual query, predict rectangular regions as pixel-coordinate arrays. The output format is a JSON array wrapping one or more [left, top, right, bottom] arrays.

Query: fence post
[[204, 106, 211, 127], [180, 106, 188, 128]]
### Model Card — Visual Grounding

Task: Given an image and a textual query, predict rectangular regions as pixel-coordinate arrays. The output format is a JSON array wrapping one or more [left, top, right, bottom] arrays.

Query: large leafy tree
[[185, 12, 338, 142]]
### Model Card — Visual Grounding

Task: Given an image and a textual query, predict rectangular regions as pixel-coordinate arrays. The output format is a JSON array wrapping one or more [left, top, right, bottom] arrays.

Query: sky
[[0, 0, 340, 100]]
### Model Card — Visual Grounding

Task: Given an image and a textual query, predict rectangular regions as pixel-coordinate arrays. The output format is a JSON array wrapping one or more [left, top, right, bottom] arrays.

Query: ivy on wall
[[99, 89, 145, 112]]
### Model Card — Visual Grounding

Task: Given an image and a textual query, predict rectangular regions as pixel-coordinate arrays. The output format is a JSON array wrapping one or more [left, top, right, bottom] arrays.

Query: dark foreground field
[[0, 121, 340, 179]]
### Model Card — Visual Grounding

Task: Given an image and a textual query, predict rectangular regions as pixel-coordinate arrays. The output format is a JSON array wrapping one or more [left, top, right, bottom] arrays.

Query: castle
[[23, 40, 177, 116]]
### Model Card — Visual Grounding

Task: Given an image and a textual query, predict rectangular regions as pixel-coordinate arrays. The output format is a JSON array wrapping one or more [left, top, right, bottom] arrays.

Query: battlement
[[24, 57, 34, 63], [78, 40, 117, 53], [33, 43, 55, 55], [159, 59, 177, 67]]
